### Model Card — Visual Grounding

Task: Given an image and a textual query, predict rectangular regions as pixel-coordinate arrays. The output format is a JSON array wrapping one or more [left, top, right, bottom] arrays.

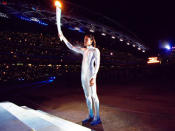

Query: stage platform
[[0, 102, 91, 131]]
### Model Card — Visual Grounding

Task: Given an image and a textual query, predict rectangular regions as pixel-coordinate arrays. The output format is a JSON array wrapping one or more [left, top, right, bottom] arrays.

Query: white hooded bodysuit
[[61, 35, 100, 120]]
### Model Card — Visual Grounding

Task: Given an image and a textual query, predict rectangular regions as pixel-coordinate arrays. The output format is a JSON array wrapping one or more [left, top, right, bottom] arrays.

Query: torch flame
[[55, 1, 62, 8]]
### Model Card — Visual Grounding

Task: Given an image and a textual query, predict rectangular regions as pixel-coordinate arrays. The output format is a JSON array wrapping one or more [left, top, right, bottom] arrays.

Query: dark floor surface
[[0, 79, 175, 131]]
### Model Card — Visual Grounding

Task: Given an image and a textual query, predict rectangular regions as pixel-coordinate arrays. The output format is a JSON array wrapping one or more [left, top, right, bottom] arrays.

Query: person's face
[[84, 36, 92, 47]]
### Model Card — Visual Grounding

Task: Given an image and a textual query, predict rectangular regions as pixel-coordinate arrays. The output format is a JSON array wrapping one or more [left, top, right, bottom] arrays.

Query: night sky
[[5, 0, 175, 50], [65, 0, 175, 50]]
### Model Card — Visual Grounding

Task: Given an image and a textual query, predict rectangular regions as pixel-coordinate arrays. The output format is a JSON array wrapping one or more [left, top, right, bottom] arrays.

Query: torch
[[55, 1, 63, 40]]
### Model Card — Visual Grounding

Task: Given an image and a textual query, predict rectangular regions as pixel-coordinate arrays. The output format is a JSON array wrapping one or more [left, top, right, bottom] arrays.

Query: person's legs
[[90, 80, 101, 125], [82, 79, 94, 124]]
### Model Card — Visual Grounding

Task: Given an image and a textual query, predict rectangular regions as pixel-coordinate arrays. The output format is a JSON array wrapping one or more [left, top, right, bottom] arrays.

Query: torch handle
[[56, 7, 63, 40]]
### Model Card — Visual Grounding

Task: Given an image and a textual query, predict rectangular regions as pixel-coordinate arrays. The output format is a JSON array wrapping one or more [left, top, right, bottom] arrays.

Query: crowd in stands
[[0, 31, 146, 82]]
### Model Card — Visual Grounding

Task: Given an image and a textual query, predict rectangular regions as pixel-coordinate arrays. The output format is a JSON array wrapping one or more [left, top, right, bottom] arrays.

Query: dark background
[[6, 0, 175, 50], [66, 0, 175, 50]]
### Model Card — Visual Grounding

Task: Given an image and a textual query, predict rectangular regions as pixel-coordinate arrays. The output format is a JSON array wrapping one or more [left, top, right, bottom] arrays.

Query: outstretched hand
[[90, 78, 95, 86]]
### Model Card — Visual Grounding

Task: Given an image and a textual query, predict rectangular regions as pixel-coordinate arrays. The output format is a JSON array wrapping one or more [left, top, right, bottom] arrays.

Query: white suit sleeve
[[56, 7, 62, 36], [61, 35, 84, 54], [56, 7, 83, 54], [91, 48, 100, 79]]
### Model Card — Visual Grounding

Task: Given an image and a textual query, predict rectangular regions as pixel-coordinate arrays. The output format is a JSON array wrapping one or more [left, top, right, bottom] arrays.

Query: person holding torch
[[55, 1, 101, 126]]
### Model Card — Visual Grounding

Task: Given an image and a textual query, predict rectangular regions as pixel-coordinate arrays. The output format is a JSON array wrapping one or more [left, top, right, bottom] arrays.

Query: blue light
[[48, 79, 54, 82], [68, 26, 76, 31], [15, 76, 56, 88], [159, 40, 172, 50], [18, 78, 25, 81], [165, 44, 171, 50], [34, 76, 56, 84], [42, 76, 56, 83], [68, 26, 85, 33], [78, 28, 85, 33], [32, 7, 36, 11], [17, 16, 48, 26], [49, 76, 56, 80]]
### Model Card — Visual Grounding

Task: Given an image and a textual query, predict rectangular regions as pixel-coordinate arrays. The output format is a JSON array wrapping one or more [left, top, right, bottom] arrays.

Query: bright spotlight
[[159, 40, 172, 50], [165, 44, 171, 50], [55, 1, 62, 8]]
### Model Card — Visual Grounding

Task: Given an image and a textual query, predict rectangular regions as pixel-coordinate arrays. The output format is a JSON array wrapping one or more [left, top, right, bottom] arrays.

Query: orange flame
[[147, 57, 161, 64], [55, 1, 62, 8]]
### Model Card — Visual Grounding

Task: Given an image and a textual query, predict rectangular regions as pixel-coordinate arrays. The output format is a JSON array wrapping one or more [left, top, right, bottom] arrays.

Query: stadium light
[[126, 42, 130, 45], [110, 52, 113, 56], [165, 44, 171, 50], [138, 47, 141, 50], [119, 38, 123, 41], [101, 33, 106, 36], [147, 57, 160, 64], [132, 44, 136, 47], [111, 36, 116, 39], [89, 29, 95, 33], [74, 27, 80, 31]]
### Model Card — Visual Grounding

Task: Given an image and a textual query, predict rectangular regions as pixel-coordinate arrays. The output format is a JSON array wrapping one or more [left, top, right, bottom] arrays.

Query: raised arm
[[56, 6, 84, 54], [59, 34, 84, 54], [91, 48, 100, 79]]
